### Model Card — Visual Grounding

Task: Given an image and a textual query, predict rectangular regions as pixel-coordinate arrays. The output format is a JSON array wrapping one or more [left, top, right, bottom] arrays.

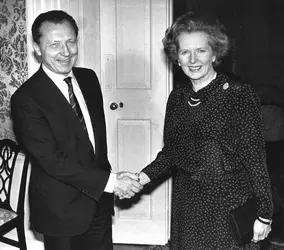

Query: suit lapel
[[73, 69, 100, 148], [34, 67, 93, 148]]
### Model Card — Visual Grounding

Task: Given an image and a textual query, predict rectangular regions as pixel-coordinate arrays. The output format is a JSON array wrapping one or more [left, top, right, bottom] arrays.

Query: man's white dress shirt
[[42, 65, 116, 193]]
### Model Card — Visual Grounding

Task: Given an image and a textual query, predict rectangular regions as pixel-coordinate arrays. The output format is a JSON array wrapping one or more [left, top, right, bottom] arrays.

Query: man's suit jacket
[[11, 66, 114, 236]]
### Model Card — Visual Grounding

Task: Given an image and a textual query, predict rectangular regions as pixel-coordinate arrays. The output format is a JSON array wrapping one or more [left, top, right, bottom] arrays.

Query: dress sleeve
[[236, 85, 273, 219], [141, 90, 179, 181]]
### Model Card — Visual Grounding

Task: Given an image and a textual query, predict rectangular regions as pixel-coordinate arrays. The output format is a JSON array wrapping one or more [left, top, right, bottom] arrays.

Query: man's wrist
[[104, 172, 117, 193]]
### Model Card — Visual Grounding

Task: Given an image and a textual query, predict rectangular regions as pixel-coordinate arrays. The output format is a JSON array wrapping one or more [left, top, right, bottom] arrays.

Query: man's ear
[[33, 42, 41, 56]]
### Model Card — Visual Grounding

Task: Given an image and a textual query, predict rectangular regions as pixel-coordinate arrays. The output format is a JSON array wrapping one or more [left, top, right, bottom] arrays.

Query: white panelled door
[[100, 0, 172, 245]]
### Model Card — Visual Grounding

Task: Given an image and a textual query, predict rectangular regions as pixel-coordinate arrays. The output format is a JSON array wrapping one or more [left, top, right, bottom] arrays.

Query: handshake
[[113, 171, 150, 199]]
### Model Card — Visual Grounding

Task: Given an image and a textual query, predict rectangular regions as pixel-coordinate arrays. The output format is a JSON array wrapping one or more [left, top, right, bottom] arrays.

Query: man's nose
[[61, 44, 70, 56]]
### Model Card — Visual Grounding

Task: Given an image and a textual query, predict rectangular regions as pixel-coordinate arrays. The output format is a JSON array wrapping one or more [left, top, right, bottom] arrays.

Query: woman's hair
[[32, 10, 79, 45], [162, 12, 230, 66]]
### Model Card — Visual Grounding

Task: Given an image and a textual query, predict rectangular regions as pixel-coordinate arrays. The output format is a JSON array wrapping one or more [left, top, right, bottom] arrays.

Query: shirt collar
[[42, 64, 74, 84]]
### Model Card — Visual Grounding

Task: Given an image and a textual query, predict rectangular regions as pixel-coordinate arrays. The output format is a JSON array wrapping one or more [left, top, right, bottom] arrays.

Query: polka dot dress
[[142, 73, 273, 250]]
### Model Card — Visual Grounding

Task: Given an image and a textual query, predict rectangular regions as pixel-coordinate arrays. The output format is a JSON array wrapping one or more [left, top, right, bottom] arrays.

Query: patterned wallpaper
[[0, 0, 27, 140]]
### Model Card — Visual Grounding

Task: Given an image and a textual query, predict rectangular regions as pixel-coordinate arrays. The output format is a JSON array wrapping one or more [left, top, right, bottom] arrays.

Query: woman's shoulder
[[226, 80, 257, 98], [224, 80, 260, 111], [165, 85, 190, 111], [169, 83, 189, 99], [229, 81, 252, 91]]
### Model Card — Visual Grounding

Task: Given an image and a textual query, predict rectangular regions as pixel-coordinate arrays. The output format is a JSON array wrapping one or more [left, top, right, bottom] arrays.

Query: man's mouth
[[58, 59, 71, 65]]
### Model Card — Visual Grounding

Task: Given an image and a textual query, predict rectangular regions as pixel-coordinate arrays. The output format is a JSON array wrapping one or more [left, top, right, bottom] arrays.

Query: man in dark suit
[[11, 10, 142, 250]]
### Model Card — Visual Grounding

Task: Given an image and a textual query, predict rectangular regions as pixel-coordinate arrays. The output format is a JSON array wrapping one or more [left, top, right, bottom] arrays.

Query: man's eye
[[50, 43, 59, 48], [198, 49, 206, 53], [68, 40, 77, 46]]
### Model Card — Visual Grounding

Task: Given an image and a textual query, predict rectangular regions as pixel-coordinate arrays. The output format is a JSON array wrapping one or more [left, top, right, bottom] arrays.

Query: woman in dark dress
[[138, 12, 273, 249]]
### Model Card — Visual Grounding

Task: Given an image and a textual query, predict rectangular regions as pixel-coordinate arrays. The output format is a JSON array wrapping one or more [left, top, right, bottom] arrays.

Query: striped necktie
[[64, 77, 87, 133]]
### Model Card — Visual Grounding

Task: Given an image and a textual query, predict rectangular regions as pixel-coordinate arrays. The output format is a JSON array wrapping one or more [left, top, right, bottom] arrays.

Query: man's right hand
[[114, 171, 143, 199]]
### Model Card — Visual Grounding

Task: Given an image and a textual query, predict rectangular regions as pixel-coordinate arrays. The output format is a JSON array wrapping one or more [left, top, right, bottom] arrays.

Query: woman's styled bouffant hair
[[162, 12, 230, 66]]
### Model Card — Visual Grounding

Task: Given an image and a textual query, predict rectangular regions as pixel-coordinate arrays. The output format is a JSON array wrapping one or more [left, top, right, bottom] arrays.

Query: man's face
[[33, 20, 78, 75]]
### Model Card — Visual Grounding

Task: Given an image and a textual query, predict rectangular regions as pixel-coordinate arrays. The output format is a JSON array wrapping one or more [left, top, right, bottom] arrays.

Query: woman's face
[[177, 31, 216, 86]]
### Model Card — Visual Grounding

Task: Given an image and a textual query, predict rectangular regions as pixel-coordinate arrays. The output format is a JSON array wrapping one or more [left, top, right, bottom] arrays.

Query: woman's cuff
[[138, 171, 151, 185], [257, 217, 272, 225]]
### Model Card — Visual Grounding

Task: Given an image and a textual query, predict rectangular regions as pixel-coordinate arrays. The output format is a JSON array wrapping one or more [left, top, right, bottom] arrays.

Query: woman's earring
[[178, 61, 181, 66]]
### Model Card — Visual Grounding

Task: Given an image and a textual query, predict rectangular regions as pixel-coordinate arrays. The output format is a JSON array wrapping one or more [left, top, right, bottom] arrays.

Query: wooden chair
[[0, 139, 29, 250]]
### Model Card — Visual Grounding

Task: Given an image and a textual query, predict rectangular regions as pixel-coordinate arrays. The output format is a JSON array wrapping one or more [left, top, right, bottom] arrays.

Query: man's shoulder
[[73, 67, 97, 77], [13, 68, 43, 96], [73, 67, 100, 84]]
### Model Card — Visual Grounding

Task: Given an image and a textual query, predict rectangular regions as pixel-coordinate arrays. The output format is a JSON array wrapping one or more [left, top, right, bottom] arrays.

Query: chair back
[[0, 139, 29, 215]]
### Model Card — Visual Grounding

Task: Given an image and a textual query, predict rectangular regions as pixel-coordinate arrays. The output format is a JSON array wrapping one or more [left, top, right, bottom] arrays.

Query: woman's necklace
[[188, 97, 201, 107], [188, 72, 217, 107]]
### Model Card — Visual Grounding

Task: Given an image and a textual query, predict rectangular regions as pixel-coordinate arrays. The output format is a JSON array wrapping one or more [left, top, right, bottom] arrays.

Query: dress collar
[[189, 73, 229, 99], [184, 73, 230, 107]]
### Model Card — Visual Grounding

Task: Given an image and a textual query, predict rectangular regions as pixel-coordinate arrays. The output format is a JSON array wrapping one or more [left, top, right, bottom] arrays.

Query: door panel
[[100, 0, 172, 245]]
